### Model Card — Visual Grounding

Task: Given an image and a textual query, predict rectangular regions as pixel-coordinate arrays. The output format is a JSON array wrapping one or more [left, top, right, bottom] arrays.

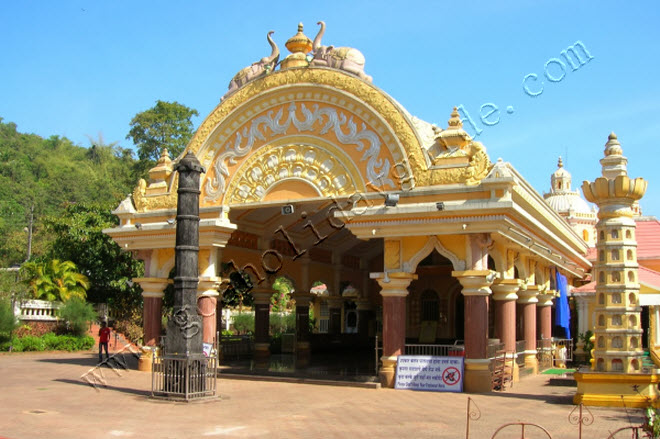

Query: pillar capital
[[134, 277, 170, 298], [252, 287, 273, 305], [371, 272, 417, 297], [197, 276, 221, 297], [491, 278, 521, 301], [452, 270, 498, 296], [537, 289, 557, 307], [517, 284, 540, 304]]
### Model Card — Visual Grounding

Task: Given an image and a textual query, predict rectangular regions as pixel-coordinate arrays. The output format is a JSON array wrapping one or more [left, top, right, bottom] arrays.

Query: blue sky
[[2, 1, 659, 216]]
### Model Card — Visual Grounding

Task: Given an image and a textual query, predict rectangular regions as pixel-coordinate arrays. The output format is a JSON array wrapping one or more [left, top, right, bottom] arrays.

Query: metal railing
[[537, 338, 573, 368], [220, 335, 253, 360], [152, 353, 217, 401], [151, 332, 218, 401], [405, 343, 465, 357]]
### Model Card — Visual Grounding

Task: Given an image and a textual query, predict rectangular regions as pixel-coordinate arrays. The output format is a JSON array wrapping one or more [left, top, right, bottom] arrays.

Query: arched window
[[421, 290, 439, 322]]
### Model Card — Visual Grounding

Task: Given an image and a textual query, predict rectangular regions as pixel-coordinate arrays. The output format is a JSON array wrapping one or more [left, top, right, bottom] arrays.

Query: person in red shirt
[[98, 321, 111, 363]]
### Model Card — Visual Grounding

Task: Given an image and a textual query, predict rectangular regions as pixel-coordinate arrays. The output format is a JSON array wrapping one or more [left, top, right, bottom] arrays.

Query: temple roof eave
[[340, 194, 591, 277]]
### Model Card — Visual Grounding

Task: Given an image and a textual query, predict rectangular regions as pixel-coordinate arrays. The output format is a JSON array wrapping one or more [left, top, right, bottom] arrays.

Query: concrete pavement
[[0, 351, 648, 438]]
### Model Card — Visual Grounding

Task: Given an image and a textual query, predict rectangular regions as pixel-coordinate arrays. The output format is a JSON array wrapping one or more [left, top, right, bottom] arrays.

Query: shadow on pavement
[[54, 378, 150, 397], [38, 354, 139, 369], [487, 389, 574, 405]]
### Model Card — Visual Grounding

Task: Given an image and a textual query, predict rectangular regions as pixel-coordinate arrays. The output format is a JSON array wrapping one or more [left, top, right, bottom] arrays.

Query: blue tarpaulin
[[555, 269, 571, 339]]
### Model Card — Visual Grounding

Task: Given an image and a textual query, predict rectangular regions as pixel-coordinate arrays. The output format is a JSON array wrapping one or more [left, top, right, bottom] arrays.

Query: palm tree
[[21, 259, 89, 302]]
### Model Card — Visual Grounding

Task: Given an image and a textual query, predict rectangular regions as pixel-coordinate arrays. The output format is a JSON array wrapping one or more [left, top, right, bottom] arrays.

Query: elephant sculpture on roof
[[225, 31, 280, 98], [310, 21, 372, 83]]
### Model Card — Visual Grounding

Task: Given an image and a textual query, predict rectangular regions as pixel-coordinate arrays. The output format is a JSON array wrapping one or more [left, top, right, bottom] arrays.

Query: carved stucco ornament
[[131, 64, 492, 212], [133, 172, 178, 212]]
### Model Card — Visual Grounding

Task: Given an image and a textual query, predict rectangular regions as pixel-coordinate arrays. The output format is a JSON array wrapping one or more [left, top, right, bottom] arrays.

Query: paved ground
[[0, 351, 649, 438]]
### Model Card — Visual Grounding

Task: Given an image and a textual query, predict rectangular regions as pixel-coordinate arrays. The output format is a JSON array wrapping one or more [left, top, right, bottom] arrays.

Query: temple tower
[[582, 133, 647, 373]]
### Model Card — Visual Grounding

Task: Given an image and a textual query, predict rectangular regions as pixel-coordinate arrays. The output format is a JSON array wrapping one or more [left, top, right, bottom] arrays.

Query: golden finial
[[285, 22, 313, 55], [557, 156, 563, 168], [158, 148, 171, 165], [447, 107, 463, 130], [604, 131, 622, 156]]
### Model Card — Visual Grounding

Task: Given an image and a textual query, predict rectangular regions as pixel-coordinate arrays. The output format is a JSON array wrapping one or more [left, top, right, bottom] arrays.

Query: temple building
[[104, 23, 593, 392]]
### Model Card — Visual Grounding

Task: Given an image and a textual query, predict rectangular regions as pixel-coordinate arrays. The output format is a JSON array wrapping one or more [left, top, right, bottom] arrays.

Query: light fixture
[[282, 204, 294, 215], [166, 218, 175, 225], [385, 193, 399, 207]]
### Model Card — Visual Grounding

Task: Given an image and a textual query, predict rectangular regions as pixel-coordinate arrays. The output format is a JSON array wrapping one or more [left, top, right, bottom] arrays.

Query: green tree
[[126, 100, 199, 164], [57, 297, 97, 336], [44, 203, 144, 316], [0, 299, 17, 339], [21, 259, 89, 302], [0, 119, 138, 267]]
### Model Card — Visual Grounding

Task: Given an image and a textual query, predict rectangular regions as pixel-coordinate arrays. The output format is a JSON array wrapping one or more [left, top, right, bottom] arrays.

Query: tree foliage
[[126, 100, 198, 164], [0, 118, 139, 267], [57, 297, 97, 336], [44, 203, 144, 316], [20, 259, 89, 302]]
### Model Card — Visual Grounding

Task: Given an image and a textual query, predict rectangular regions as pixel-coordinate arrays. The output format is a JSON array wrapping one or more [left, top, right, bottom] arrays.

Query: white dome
[[544, 156, 595, 216], [545, 191, 594, 215]]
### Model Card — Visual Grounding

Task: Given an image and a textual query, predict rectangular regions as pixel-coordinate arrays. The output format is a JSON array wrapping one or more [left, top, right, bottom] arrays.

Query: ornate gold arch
[[195, 68, 417, 206], [131, 67, 492, 212]]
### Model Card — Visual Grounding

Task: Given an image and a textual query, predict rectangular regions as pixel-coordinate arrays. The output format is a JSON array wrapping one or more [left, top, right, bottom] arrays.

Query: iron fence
[[220, 335, 253, 360], [537, 338, 573, 369], [404, 343, 465, 357], [152, 353, 217, 401]]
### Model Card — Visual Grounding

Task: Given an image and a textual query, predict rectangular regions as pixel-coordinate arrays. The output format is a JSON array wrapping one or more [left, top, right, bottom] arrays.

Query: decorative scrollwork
[[172, 306, 201, 339], [569, 403, 594, 427], [204, 102, 393, 202], [467, 397, 481, 421]]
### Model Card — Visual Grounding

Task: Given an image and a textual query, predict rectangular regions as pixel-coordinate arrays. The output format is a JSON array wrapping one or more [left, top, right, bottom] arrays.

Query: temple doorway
[[407, 250, 462, 344]]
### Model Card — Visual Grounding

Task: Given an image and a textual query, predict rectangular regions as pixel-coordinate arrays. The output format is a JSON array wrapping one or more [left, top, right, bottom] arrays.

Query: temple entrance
[[219, 199, 383, 380], [407, 250, 462, 345]]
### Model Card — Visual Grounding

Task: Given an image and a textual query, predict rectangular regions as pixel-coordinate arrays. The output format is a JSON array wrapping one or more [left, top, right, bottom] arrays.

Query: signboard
[[395, 355, 464, 392]]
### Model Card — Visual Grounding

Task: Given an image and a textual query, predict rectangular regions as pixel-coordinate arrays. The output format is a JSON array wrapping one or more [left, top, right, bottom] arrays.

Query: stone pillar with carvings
[[372, 272, 417, 388], [518, 285, 539, 374], [253, 287, 272, 363], [452, 270, 497, 393]]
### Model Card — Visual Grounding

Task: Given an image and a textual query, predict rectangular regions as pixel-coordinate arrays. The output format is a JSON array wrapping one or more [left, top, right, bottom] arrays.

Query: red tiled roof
[[582, 218, 660, 263], [585, 247, 597, 262], [636, 219, 660, 260], [571, 266, 660, 293]]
